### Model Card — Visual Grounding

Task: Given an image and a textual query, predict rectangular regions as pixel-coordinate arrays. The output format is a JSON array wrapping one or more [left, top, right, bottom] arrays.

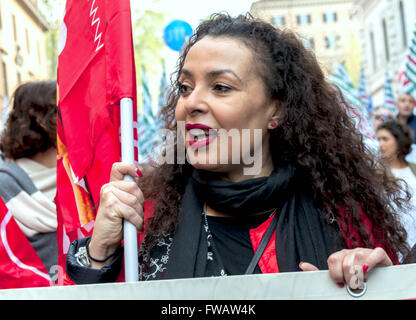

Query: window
[[297, 14, 311, 25], [323, 12, 337, 23], [382, 19, 390, 62], [12, 14, 17, 41], [370, 31, 377, 71], [272, 16, 285, 27], [325, 34, 339, 49], [302, 36, 315, 50], [399, 1, 407, 48]]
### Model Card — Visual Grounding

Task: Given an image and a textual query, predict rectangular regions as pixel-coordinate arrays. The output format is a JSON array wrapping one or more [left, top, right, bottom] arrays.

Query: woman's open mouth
[[186, 124, 219, 150]]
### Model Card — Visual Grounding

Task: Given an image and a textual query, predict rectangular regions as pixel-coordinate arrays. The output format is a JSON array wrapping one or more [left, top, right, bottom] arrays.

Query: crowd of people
[[0, 14, 415, 292], [374, 93, 416, 256]]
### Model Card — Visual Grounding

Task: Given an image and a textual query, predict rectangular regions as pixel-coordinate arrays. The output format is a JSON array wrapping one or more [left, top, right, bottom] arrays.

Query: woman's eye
[[213, 84, 231, 93], [178, 83, 190, 95]]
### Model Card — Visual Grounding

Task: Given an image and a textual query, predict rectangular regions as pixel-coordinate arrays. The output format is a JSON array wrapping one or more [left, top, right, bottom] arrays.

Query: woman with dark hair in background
[[66, 14, 412, 287], [376, 120, 416, 255], [0, 81, 58, 281]]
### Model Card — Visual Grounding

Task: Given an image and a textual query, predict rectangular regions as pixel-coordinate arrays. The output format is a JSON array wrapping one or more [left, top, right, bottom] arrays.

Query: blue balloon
[[164, 20, 193, 51]]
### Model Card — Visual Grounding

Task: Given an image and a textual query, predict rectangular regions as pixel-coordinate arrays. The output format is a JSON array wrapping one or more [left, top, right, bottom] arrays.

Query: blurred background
[[0, 0, 415, 138]]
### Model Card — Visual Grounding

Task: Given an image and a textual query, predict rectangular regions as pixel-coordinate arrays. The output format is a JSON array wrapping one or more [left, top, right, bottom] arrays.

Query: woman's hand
[[88, 162, 144, 269], [299, 247, 393, 289]]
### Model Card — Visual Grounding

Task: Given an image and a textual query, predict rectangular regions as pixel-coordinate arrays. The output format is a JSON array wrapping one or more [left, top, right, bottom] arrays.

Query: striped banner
[[158, 62, 169, 110], [405, 23, 416, 89], [358, 66, 372, 113], [330, 63, 362, 107], [138, 67, 162, 162], [330, 63, 376, 143], [399, 68, 416, 95], [382, 72, 397, 114]]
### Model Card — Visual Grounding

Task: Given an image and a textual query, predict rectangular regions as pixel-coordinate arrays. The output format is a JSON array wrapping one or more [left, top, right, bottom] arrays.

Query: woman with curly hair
[[0, 80, 58, 281], [376, 120, 416, 252], [66, 14, 412, 287]]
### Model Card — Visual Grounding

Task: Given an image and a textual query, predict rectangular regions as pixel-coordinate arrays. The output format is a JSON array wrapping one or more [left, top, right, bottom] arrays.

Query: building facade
[[354, 0, 416, 109], [0, 0, 49, 123], [250, 0, 358, 77]]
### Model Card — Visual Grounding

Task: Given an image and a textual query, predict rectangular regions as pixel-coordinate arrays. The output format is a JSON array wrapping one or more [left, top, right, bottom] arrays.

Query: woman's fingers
[[110, 162, 140, 182], [299, 262, 319, 271], [342, 251, 366, 289], [327, 248, 393, 289], [88, 163, 145, 269], [362, 247, 393, 274], [112, 198, 144, 230], [107, 180, 145, 207], [327, 250, 347, 286], [108, 186, 144, 230], [100, 180, 144, 218], [302, 248, 392, 290]]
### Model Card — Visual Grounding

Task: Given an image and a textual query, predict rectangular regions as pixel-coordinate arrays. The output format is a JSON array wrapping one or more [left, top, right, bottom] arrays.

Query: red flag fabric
[[56, 0, 138, 272], [0, 197, 52, 289]]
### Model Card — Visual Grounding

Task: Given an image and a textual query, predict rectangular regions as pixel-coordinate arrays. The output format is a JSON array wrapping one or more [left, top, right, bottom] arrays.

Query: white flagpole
[[120, 97, 139, 282]]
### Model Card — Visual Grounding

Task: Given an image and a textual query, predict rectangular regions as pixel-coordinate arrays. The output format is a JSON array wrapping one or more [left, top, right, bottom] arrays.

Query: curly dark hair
[[376, 119, 413, 161], [140, 14, 410, 262], [0, 81, 57, 160]]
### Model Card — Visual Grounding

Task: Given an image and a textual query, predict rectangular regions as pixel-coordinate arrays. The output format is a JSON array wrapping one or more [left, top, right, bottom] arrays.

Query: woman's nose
[[183, 87, 209, 116]]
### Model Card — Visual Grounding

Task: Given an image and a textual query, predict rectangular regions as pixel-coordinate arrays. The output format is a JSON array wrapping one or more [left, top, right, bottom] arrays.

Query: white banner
[[0, 264, 415, 300]]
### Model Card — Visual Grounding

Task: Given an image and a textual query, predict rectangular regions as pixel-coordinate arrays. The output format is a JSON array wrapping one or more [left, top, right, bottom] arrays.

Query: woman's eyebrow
[[180, 68, 243, 84], [180, 68, 193, 78], [206, 69, 243, 83]]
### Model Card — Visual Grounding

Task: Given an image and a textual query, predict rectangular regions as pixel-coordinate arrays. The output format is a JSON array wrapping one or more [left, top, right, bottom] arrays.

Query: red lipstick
[[186, 123, 218, 150], [185, 123, 213, 130]]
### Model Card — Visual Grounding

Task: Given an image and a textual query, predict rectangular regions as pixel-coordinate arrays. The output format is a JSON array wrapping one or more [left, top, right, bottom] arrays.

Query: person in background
[[0, 81, 58, 280], [396, 93, 416, 143], [376, 119, 416, 257], [394, 94, 416, 163]]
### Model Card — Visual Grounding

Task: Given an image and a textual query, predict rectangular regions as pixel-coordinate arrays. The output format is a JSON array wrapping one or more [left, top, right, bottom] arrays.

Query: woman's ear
[[267, 101, 281, 130], [267, 117, 279, 130]]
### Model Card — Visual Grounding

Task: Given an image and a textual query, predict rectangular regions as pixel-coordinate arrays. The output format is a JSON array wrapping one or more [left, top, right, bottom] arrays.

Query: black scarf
[[164, 165, 346, 279]]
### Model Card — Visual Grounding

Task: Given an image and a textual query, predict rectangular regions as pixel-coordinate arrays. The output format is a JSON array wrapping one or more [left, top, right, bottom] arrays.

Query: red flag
[[0, 197, 52, 289], [56, 0, 138, 270]]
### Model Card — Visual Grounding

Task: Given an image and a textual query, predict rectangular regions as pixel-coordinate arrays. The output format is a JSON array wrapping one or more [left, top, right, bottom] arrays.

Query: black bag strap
[[245, 213, 278, 275]]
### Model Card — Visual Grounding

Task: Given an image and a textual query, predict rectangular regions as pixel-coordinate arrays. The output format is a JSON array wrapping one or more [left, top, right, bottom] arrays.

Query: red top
[[247, 206, 398, 274]]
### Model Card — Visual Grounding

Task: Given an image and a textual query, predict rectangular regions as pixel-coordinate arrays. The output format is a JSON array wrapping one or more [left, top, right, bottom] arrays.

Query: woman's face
[[175, 36, 277, 181], [376, 129, 398, 162]]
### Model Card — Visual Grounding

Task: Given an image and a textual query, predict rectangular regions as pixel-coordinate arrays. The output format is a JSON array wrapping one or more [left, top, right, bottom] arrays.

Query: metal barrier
[[0, 264, 415, 300]]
